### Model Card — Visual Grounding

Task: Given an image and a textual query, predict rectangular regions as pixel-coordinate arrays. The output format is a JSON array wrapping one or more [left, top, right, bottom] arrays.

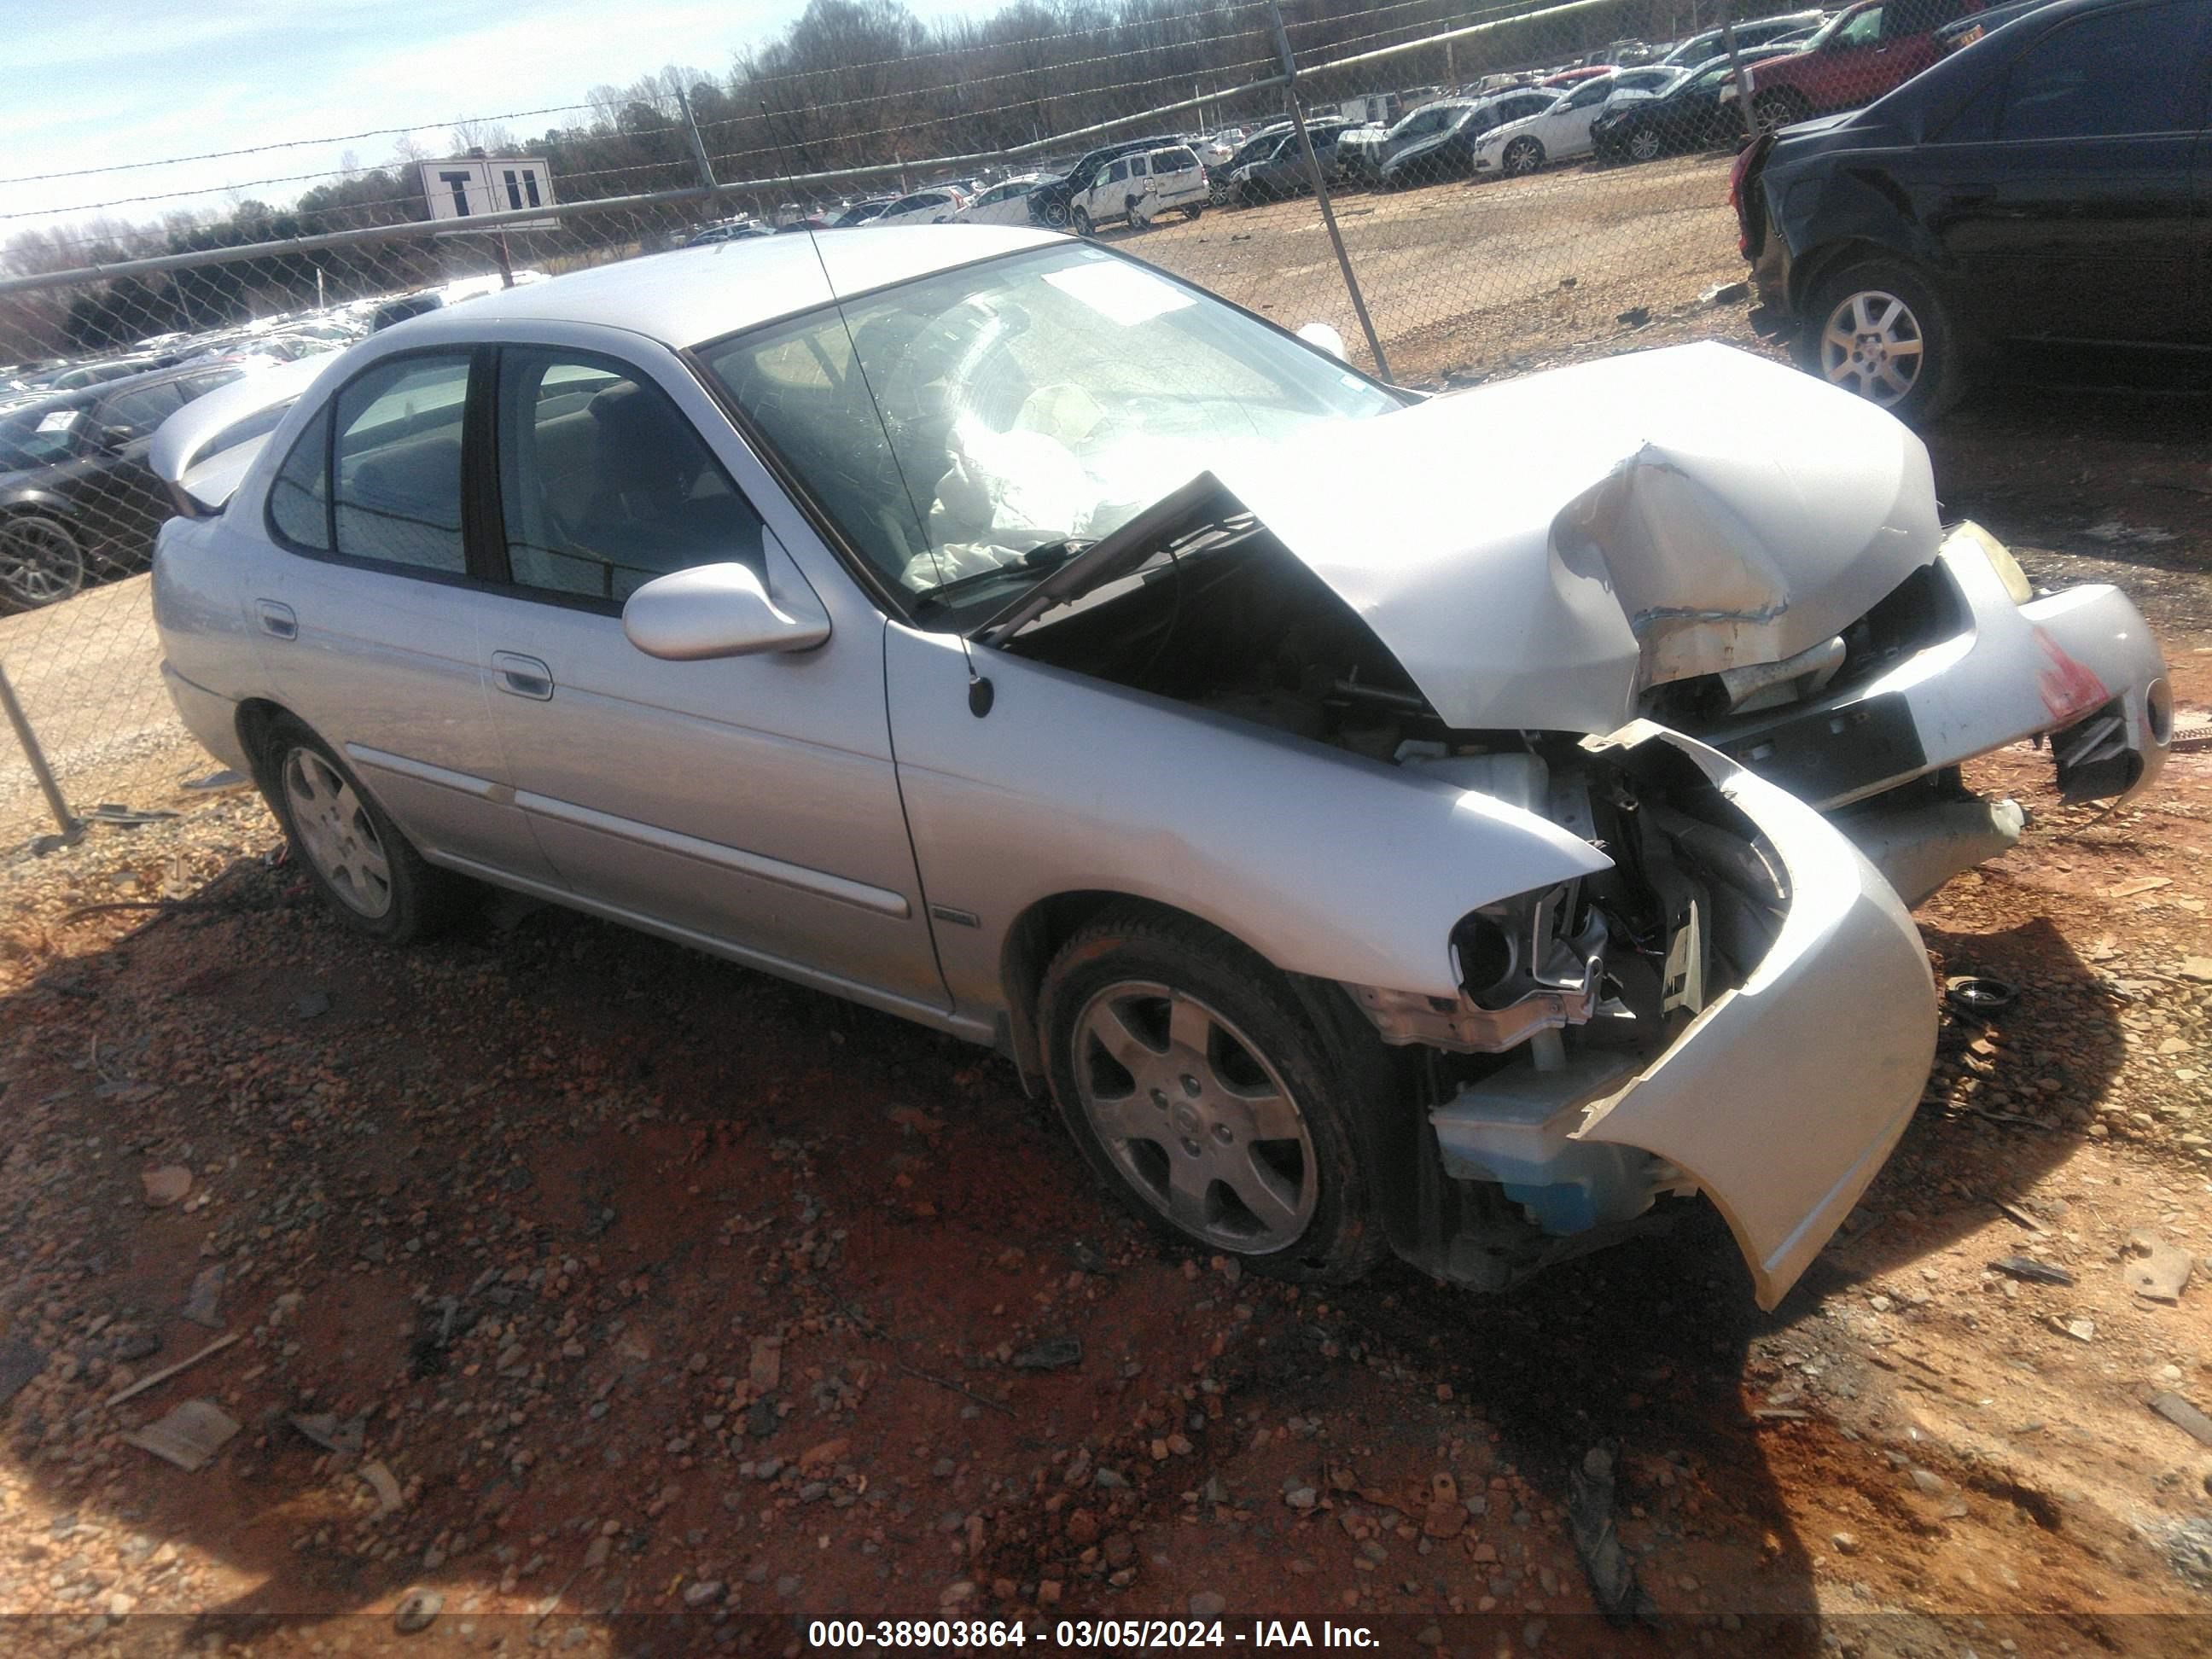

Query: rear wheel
[[1503, 137, 1545, 176], [0, 514, 85, 611], [258, 714, 470, 942], [1040, 907, 1388, 1283], [1752, 87, 1813, 131], [1804, 259, 1964, 423], [1036, 196, 1070, 229]]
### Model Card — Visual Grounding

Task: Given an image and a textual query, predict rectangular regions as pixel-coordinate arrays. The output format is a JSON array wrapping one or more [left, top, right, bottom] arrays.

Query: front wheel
[[1804, 259, 1964, 423], [1070, 205, 1093, 236], [0, 514, 86, 611], [1039, 907, 1388, 1283], [1036, 196, 1070, 229], [1502, 137, 1544, 176], [1627, 126, 1662, 163], [258, 715, 471, 942], [1752, 88, 1812, 132]]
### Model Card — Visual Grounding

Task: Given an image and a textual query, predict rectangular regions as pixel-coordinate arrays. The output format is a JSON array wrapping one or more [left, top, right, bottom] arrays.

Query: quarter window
[[494, 350, 764, 602], [1997, 3, 2203, 140], [98, 381, 184, 437], [331, 353, 470, 573], [268, 408, 333, 552]]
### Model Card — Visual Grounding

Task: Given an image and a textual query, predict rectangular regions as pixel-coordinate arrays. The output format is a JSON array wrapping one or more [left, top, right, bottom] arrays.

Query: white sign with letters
[[418, 158, 557, 230]]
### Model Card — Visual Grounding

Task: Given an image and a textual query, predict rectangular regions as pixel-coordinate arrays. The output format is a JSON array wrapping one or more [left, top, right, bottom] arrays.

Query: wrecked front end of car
[[1340, 723, 1934, 1310], [963, 342, 2163, 1307]]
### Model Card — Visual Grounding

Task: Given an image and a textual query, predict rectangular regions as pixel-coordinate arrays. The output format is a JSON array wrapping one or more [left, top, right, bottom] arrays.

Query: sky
[[1, 0, 982, 239]]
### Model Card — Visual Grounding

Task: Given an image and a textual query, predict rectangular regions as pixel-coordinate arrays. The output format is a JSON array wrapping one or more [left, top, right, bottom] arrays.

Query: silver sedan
[[153, 227, 2169, 1308]]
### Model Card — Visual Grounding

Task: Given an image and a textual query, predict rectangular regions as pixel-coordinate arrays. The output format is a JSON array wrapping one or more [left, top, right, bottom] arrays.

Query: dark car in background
[[1381, 90, 1557, 185], [1592, 57, 1749, 160], [1736, 0, 2211, 422], [0, 363, 244, 609], [1660, 10, 1830, 66], [1224, 119, 1357, 204]]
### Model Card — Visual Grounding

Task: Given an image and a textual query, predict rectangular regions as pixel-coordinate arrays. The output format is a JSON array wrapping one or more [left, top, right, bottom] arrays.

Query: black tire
[[1036, 196, 1070, 230], [1503, 137, 1544, 176], [1182, 204, 1203, 222], [1039, 905, 1389, 1284], [255, 713, 471, 943], [1802, 259, 1965, 425], [1070, 205, 1093, 236], [0, 513, 86, 611]]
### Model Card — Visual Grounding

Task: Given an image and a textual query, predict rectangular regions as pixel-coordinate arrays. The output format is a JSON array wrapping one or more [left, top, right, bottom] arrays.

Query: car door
[[1551, 75, 1618, 154], [75, 377, 187, 560], [248, 347, 561, 883], [469, 339, 949, 1016], [1937, 0, 2211, 348]]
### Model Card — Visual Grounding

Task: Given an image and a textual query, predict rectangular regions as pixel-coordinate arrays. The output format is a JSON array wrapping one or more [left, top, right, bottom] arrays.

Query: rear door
[[248, 349, 560, 882], [1938, 0, 2212, 349]]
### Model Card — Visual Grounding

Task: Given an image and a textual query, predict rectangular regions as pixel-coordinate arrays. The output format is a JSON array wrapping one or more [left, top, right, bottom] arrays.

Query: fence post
[[1720, 3, 1760, 135], [677, 88, 726, 218], [1266, 0, 1393, 382], [0, 664, 82, 845]]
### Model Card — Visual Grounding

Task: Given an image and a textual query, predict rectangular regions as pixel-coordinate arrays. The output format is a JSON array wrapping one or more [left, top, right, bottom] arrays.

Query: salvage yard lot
[[2, 228, 2212, 1652]]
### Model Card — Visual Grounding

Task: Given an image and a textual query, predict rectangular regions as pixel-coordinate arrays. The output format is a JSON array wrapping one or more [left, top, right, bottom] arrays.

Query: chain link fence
[[3, 0, 1896, 866]]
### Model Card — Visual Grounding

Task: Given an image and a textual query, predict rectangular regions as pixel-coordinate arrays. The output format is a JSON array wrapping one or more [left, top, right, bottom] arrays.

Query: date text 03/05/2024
[[806, 1619, 1381, 1648]]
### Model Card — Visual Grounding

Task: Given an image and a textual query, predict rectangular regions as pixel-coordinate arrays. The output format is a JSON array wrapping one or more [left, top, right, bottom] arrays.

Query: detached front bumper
[[1431, 724, 1936, 1310]]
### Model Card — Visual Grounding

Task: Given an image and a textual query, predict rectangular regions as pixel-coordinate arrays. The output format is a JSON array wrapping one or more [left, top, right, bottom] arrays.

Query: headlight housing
[[1952, 520, 2034, 605]]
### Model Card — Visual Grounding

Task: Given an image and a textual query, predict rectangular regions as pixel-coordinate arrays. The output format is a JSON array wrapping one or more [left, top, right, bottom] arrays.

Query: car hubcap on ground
[[0, 518, 84, 608], [1821, 289, 1924, 406], [282, 748, 393, 917], [1074, 981, 1317, 1253]]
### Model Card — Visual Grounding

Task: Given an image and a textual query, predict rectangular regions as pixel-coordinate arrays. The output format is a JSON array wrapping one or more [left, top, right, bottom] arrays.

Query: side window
[[98, 381, 185, 438], [1566, 78, 1613, 108], [1834, 5, 1886, 49], [331, 353, 469, 573], [1104, 160, 1130, 184], [1997, 3, 2203, 140], [1884, 0, 1965, 39], [495, 349, 765, 603], [268, 408, 333, 552]]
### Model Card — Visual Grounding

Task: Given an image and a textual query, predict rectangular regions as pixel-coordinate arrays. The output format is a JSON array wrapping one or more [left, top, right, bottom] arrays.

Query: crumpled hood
[[1209, 342, 1941, 734]]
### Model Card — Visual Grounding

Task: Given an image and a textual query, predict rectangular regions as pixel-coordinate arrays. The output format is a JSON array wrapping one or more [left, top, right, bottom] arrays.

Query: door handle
[[491, 651, 555, 701], [253, 600, 297, 640]]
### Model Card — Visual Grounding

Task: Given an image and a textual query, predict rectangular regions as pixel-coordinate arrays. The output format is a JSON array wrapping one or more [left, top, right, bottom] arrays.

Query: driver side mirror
[[624, 539, 830, 661], [99, 423, 141, 451]]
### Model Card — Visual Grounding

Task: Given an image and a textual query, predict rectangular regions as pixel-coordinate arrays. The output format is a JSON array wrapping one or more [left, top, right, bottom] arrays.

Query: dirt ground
[[1, 160, 2211, 1657]]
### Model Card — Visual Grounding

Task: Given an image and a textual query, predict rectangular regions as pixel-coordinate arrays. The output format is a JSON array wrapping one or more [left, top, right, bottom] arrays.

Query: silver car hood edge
[[1211, 342, 1943, 734]]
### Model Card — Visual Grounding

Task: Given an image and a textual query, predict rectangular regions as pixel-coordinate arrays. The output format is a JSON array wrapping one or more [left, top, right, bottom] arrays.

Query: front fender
[[883, 625, 1610, 1025]]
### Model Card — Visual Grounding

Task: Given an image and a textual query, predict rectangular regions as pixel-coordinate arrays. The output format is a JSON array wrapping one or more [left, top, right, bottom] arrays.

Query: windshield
[[701, 243, 1400, 606], [0, 404, 84, 470]]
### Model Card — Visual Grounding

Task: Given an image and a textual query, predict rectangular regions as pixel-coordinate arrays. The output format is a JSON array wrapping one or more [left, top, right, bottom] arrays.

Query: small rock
[[1010, 1336, 1082, 1371], [682, 1580, 725, 1607], [393, 1588, 442, 1635], [1831, 1531, 1860, 1556], [181, 1265, 225, 1329], [1616, 306, 1651, 328], [1284, 1484, 1318, 1511], [1189, 1591, 1226, 1619], [748, 1337, 782, 1393], [2052, 1315, 2097, 1343], [2124, 1231, 2193, 1303], [140, 1167, 191, 1208]]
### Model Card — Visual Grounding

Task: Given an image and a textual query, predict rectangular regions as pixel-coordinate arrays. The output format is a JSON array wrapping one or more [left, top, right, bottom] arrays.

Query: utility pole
[[1266, 1, 1390, 381], [1720, 1, 1759, 135]]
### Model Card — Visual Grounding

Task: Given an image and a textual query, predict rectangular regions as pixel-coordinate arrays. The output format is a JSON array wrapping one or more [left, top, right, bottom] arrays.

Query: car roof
[[381, 226, 1062, 352]]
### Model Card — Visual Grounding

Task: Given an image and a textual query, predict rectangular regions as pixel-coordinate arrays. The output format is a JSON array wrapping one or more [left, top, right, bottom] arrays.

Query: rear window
[[1150, 148, 1197, 172]]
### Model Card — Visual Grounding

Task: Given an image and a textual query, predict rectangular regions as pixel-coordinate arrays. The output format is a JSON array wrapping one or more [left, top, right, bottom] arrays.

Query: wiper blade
[[913, 537, 1094, 614]]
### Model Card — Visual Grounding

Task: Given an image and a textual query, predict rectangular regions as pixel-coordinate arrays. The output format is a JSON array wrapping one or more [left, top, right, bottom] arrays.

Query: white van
[[1066, 145, 1207, 234]]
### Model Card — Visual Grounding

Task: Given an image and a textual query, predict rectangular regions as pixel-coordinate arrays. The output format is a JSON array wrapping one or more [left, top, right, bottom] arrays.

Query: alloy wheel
[[281, 748, 394, 918], [1819, 288, 1925, 407], [1072, 981, 1317, 1254], [1627, 128, 1662, 162], [0, 516, 85, 609]]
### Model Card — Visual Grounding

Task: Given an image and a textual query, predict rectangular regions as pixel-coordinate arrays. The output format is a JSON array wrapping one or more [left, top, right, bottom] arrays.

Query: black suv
[[0, 362, 245, 609], [1736, 0, 2211, 421]]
